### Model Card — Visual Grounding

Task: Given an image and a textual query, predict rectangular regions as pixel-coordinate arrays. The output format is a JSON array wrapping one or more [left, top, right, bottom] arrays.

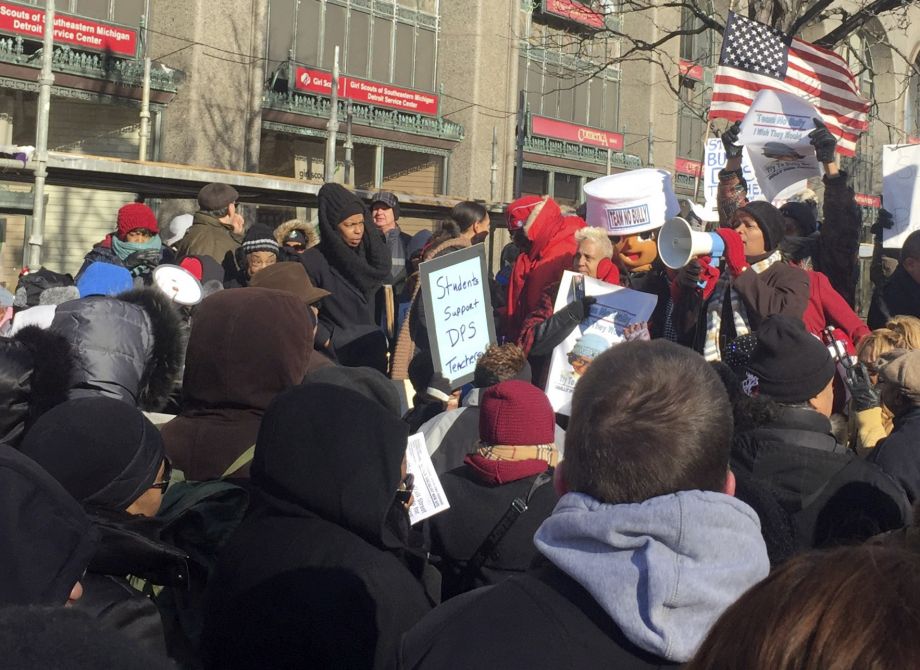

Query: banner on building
[[531, 115, 624, 152], [0, 2, 137, 57], [737, 90, 820, 201], [540, 0, 605, 30], [294, 66, 439, 116], [882, 144, 920, 249], [419, 244, 496, 386], [545, 271, 657, 416], [703, 138, 763, 219]]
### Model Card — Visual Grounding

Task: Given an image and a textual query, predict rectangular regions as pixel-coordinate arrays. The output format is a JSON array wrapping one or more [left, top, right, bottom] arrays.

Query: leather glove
[[808, 118, 837, 164], [565, 295, 596, 323], [846, 362, 880, 412], [715, 228, 749, 277], [870, 208, 894, 242], [721, 121, 743, 159], [124, 248, 161, 272]]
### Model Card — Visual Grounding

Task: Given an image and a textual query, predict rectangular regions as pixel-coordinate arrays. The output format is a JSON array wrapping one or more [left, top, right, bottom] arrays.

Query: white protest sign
[[544, 271, 658, 416], [405, 432, 450, 525], [882, 144, 920, 249], [419, 244, 496, 386], [737, 90, 820, 201], [703, 138, 763, 219]]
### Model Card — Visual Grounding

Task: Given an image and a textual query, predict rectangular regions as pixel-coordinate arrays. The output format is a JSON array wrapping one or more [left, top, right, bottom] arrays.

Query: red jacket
[[802, 269, 869, 353], [504, 197, 585, 341]]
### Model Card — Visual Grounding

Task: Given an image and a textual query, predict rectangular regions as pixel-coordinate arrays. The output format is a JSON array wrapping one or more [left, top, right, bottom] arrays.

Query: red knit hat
[[479, 380, 555, 446], [116, 203, 159, 239]]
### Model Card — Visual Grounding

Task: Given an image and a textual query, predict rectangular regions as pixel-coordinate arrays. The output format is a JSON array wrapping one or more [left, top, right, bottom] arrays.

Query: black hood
[[0, 446, 97, 606], [251, 383, 409, 547]]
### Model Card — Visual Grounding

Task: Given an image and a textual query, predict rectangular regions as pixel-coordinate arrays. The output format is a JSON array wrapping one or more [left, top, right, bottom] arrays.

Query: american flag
[[709, 11, 870, 157]]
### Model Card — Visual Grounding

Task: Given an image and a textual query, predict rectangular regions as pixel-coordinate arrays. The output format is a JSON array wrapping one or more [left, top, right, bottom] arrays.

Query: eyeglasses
[[150, 457, 172, 493]]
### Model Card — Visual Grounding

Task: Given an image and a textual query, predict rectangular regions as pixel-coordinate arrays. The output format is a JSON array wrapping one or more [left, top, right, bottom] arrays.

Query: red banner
[[0, 1, 137, 57], [675, 157, 703, 177], [541, 0, 605, 30], [531, 114, 623, 151], [678, 59, 704, 82], [294, 66, 439, 116], [909, 136, 920, 145], [855, 193, 881, 209]]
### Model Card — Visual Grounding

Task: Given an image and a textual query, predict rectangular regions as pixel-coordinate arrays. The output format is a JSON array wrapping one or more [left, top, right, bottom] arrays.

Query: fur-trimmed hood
[[273, 219, 319, 249], [50, 289, 183, 412], [0, 326, 75, 447]]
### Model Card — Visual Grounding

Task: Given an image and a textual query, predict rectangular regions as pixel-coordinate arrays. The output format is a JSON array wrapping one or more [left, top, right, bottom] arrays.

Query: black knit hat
[[779, 201, 818, 236], [242, 223, 280, 255], [739, 201, 786, 252], [319, 183, 366, 228], [743, 315, 835, 403]]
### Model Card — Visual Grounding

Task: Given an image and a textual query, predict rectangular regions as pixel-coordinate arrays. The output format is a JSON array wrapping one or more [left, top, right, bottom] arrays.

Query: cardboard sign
[[405, 432, 450, 525], [0, 1, 137, 57], [703, 138, 763, 219], [882, 144, 920, 248], [544, 271, 657, 416], [737, 90, 820, 201], [294, 66, 439, 116], [419, 244, 496, 386]]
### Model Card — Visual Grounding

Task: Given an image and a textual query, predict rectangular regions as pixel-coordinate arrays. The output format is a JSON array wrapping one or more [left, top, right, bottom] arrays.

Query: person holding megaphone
[[669, 197, 810, 362]]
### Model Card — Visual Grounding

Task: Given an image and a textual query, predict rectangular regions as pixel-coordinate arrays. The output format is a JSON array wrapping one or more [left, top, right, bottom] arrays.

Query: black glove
[[124, 248, 161, 273], [565, 295, 596, 323], [870, 208, 894, 241], [720, 121, 742, 159], [677, 260, 702, 292], [808, 117, 837, 164], [845, 363, 880, 412]]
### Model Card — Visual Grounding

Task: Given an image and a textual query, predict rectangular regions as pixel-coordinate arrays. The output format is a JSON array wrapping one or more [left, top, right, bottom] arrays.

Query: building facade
[[0, 0, 917, 287]]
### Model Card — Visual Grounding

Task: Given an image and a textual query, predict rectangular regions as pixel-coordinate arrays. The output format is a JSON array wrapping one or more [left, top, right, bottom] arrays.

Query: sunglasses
[[150, 457, 172, 493]]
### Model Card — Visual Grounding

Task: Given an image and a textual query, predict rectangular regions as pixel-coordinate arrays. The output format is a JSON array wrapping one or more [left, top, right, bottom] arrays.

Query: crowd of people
[[2, 118, 920, 670]]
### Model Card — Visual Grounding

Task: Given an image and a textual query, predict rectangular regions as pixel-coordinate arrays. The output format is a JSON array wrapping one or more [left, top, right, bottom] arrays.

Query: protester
[[77, 203, 176, 283], [720, 118, 861, 306], [301, 182, 390, 371], [403, 350, 457, 434], [397, 340, 770, 668], [50, 288, 184, 411], [202, 382, 432, 670], [517, 227, 620, 376], [0, 445, 97, 607], [173, 183, 244, 276], [227, 223, 279, 287], [687, 545, 920, 670], [886, 314, 920, 349], [867, 350, 920, 503], [76, 261, 134, 297], [0, 325, 73, 447], [19, 398, 186, 654], [869, 230, 920, 328], [391, 201, 491, 380], [273, 217, 317, 254], [502, 195, 585, 342], [430, 380, 558, 600], [161, 287, 312, 480], [672, 196, 809, 362], [370, 191, 411, 288], [732, 315, 910, 548]]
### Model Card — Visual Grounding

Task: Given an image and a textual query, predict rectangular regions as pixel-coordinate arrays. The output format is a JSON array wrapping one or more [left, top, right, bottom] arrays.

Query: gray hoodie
[[534, 489, 769, 662]]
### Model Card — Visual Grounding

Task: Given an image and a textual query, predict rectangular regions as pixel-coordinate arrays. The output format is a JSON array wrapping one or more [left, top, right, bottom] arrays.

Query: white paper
[[405, 433, 451, 525], [737, 90, 821, 201], [882, 144, 920, 249], [703, 138, 764, 220], [544, 271, 658, 416]]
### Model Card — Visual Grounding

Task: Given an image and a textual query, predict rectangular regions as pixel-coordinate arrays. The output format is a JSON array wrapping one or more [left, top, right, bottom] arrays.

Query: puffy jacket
[[50, 289, 183, 411]]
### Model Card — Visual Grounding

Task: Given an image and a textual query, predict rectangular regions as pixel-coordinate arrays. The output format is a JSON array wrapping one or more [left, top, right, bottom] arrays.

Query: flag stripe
[[713, 71, 869, 131], [789, 40, 858, 85], [786, 58, 869, 108], [791, 39, 862, 89]]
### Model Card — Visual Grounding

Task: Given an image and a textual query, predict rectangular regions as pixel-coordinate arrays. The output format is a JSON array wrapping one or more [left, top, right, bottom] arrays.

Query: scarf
[[475, 444, 558, 468], [703, 250, 782, 362], [317, 194, 391, 295], [111, 235, 162, 261], [464, 451, 553, 486]]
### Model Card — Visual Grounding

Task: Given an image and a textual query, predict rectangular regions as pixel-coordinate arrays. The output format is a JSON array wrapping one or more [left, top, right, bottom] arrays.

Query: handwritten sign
[[738, 90, 820, 201], [419, 244, 496, 386], [405, 432, 451, 525], [882, 144, 920, 248], [544, 271, 657, 416]]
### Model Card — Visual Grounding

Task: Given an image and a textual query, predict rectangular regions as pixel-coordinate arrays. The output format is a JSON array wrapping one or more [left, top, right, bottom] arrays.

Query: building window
[[519, 52, 619, 130], [676, 5, 713, 163], [267, 0, 439, 91], [20, 0, 147, 26]]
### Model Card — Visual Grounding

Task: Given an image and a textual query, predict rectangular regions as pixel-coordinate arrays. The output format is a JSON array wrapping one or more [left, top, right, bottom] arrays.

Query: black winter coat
[[732, 406, 910, 548], [868, 407, 920, 504], [430, 463, 556, 599], [202, 383, 432, 670], [868, 265, 920, 329], [396, 563, 677, 670]]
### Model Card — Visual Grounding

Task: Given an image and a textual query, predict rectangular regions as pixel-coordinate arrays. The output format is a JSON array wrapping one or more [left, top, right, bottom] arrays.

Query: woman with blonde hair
[[886, 315, 920, 350], [851, 328, 901, 451]]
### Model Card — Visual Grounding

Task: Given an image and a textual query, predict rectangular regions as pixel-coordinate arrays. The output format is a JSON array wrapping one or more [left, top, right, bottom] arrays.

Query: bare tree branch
[[815, 0, 913, 47]]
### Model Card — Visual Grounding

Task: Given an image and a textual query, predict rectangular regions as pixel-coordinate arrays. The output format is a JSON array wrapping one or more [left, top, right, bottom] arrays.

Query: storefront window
[[554, 173, 581, 207], [382, 148, 444, 195], [521, 168, 548, 197]]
